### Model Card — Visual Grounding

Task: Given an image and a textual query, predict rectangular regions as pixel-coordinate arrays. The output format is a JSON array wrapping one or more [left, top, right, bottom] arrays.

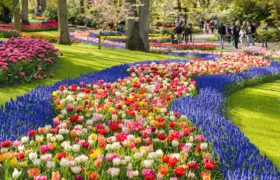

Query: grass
[[227, 80, 280, 169], [0, 37, 180, 104]]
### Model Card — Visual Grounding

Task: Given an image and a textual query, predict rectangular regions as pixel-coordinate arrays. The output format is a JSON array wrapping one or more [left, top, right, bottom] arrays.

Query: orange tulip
[[27, 168, 40, 178], [158, 165, 168, 175], [88, 171, 99, 180], [51, 171, 61, 180], [201, 172, 211, 180]]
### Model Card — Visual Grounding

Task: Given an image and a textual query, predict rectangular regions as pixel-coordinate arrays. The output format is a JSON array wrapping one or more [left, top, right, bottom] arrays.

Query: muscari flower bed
[[0, 53, 279, 179], [0, 38, 58, 86]]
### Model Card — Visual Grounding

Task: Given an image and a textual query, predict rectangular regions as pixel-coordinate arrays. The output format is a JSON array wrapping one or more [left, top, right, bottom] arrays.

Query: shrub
[[0, 28, 20, 38], [0, 38, 58, 86]]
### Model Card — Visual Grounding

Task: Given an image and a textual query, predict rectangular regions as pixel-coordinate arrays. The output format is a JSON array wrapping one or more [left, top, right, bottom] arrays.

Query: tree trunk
[[177, 0, 182, 12], [274, 0, 280, 21], [126, 0, 141, 50], [80, 0, 85, 13], [21, 0, 30, 25], [58, 0, 70, 45], [41, 0, 47, 14], [13, 0, 21, 32], [139, 0, 150, 52], [37, 0, 41, 9]]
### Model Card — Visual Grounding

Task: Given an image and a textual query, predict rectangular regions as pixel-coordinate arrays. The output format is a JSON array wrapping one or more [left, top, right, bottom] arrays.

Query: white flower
[[18, 145, 24, 152], [80, 155, 89, 163], [111, 142, 122, 150], [113, 158, 121, 166], [133, 152, 141, 160], [12, 168, 22, 179], [59, 128, 69, 134], [125, 156, 131, 163], [56, 134, 64, 141], [72, 144, 81, 152], [41, 154, 52, 162], [172, 140, 179, 147], [61, 109, 67, 115], [200, 143, 208, 150], [133, 170, 139, 176], [111, 167, 120, 176], [46, 161, 56, 169], [189, 136, 194, 142], [50, 136, 56, 142], [143, 159, 154, 168], [127, 163, 133, 170], [33, 159, 41, 166], [71, 166, 82, 174], [28, 152, 37, 161], [156, 149, 163, 157], [60, 158, 70, 167], [21, 136, 29, 144], [149, 152, 158, 159]]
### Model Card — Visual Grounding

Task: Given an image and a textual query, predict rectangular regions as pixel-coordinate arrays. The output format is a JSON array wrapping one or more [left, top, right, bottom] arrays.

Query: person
[[218, 22, 226, 49], [226, 23, 232, 43], [118, 19, 125, 34], [233, 21, 241, 49], [34, 7, 38, 16], [204, 21, 208, 34], [246, 21, 255, 46], [239, 26, 246, 48], [3, 6, 11, 24], [210, 19, 214, 34], [175, 24, 183, 43], [185, 23, 193, 43], [175, 18, 180, 27], [214, 19, 218, 32], [199, 20, 204, 34], [261, 24, 268, 48]]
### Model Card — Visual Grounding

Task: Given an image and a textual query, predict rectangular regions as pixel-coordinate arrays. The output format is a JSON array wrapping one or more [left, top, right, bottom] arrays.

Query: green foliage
[[43, 3, 58, 21], [0, 29, 20, 38]]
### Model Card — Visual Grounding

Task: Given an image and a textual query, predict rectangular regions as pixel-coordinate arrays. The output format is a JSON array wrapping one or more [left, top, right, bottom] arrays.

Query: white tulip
[[143, 159, 154, 168], [172, 140, 179, 147], [72, 144, 81, 152], [113, 158, 121, 166], [110, 168, 120, 176], [46, 161, 56, 169], [28, 152, 37, 161], [200, 143, 208, 150], [71, 166, 82, 174], [33, 159, 41, 166], [60, 158, 70, 167], [12, 168, 22, 179]]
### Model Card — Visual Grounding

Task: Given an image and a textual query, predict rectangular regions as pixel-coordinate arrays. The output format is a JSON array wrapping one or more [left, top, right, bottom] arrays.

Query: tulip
[[12, 168, 22, 179]]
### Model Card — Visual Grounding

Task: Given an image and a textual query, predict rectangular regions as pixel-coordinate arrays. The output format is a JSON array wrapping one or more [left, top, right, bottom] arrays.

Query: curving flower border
[[0, 55, 280, 178]]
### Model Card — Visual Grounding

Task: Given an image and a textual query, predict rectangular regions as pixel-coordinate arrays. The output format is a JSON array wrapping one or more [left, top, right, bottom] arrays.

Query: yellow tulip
[[18, 161, 28, 168], [9, 157, 18, 167]]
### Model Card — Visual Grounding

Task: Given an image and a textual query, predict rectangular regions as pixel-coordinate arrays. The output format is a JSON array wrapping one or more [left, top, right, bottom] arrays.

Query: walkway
[[189, 34, 278, 52]]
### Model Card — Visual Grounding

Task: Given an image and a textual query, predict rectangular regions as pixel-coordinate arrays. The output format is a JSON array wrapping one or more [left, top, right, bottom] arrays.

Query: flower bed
[[0, 21, 58, 32], [243, 46, 280, 61], [0, 28, 20, 38], [0, 38, 58, 85], [0, 54, 276, 179], [21, 34, 78, 44], [150, 43, 216, 51]]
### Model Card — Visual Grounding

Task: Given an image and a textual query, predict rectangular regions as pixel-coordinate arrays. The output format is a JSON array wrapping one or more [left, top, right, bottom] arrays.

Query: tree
[[126, 0, 150, 52], [13, 0, 21, 32], [58, 0, 70, 44], [21, 0, 30, 25], [80, 0, 84, 13]]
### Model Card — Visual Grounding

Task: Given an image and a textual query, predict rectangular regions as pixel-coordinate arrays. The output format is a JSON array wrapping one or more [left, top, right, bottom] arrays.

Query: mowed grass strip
[[227, 80, 280, 169]]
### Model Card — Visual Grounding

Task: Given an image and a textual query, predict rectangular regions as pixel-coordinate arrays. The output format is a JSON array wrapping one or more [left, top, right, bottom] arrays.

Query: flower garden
[[1, 30, 280, 179], [0, 2, 280, 178]]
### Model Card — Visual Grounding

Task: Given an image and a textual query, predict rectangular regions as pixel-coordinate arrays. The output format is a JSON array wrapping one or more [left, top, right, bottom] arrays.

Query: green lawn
[[227, 80, 280, 169], [0, 39, 179, 104]]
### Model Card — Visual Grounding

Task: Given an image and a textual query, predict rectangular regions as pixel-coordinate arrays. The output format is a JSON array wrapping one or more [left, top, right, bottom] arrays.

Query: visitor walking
[[239, 26, 246, 48], [218, 22, 226, 49], [204, 21, 208, 34], [226, 23, 232, 43], [246, 21, 255, 46], [261, 24, 268, 48], [175, 24, 183, 43], [199, 20, 204, 34], [233, 21, 241, 49], [185, 23, 193, 43], [210, 19, 215, 34]]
